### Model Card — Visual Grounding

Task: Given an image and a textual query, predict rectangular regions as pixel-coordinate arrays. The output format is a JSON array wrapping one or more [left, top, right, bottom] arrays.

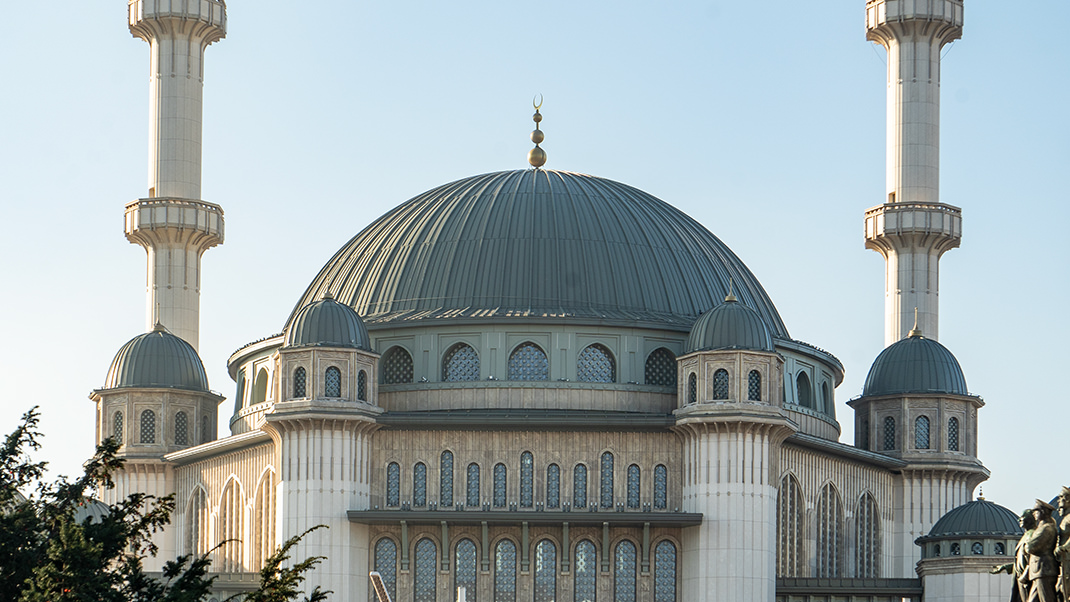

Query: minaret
[[864, 0, 963, 346], [124, 0, 227, 351]]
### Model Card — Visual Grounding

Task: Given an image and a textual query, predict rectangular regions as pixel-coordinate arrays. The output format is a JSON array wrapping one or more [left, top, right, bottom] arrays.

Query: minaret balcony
[[866, 0, 963, 28], [864, 202, 961, 251], [129, 0, 227, 35], [124, 198, 225, 248]]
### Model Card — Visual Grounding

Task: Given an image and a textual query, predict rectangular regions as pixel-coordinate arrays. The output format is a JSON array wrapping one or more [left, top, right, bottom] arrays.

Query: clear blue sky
[[0, 1, 1066, 516]]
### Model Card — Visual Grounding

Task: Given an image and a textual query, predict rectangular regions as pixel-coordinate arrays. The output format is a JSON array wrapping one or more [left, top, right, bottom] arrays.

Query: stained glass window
[[113, 411, 123, 444], [574, 464, 588, 508], [645, 348, 677, 387], [520, 452, 533, 508], [493, 463, 507, 507], [713, 369, 729, 400], [817, 484, 843, 577], [578, 344, 615, 383], [777, 475, 803, 577], [374, 538, 397, 602], [546, 464, 560, 508], [293, 367, 306, 397], [883, 416, 896, 451], [357, 370, 367, 401], [387, 462, 400, 507], [688, 373, 697, 404], [748, 370, 762, 401], [443, 343, 480, 382], [508, 343, 548, 381], [325, 366, 341, 398], [653, 540, 677, 602], [574, 540, 597, 602], [140, 409, 155, 444], [534, 540, 557, 602], [627, 464, 640, 509], [614, 540, 637, 602], [948, 417, 960, 452], [856, 493, 880, 578], [494, 539, 517, 602], [175, 411, 188, 446], [796, 372, 812, 408], [915, 415, 930, 449], [201, 415, 210, 444], [600, 452, 614, 508], [441, 451, 454, 507], [414, 538, 437, 602], [413, 462, 427, 507], [654, 464, 667, 509], [382, 347, 414, 384], [456, 538, 477, 601], [467, 463, 480, 506]]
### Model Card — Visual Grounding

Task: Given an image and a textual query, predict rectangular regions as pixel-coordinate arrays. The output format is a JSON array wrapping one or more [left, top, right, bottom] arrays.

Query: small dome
[[285, 292, 371, 350], [916, 498, 1022, 543], [685, 296, 774, 353], [73, 497, 111, 525], [104, 325, 210, 392], [863, 334, 968, 396]]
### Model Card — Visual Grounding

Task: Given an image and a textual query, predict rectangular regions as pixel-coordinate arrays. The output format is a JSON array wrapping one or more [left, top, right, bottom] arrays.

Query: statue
[[1026, 499, 1059, 602], [1055, 487, 1070, 601], [993, 509, 1037, 602]]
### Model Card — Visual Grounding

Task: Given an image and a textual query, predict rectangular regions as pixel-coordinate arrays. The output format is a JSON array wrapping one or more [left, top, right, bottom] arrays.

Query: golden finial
[[908, 307, 922, 337], [725, 277, 738, 302], [528, 95, 547, 168]]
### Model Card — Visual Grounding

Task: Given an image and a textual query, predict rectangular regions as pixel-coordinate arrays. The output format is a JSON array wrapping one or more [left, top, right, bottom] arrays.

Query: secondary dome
[[285, 291, 371, 350], [917, 498, 1022, 543], [862, 334, 968, 396], [289, 169, 789, 336], [685, 295, 774, 353], [104, 325, 209, 392]]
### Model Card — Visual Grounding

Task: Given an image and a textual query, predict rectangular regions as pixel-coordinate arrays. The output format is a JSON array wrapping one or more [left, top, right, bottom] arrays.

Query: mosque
[[90, 1, 1024, 601]]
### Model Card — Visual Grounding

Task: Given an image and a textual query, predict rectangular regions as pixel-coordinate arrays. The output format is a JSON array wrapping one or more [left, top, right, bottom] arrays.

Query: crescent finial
[[533, 94, 543, 110]]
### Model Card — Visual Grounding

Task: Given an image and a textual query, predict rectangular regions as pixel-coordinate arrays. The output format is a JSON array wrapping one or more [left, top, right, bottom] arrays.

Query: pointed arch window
[[113, 411, 123, 444], [381, 346, 414, 384], [600, 452, 614, 508], [441, 451, 454, 507], [219, 478, 244, 573], [816, 484, 844, 577], [386, 462, 400, 507], [712, 369, 729, 400], [856, 493, 880, 578], [574, 540, 597, 602], [443, 343, 480, 381], [252, 469, 276, 570], [186, 488, 209, 557], [520, 452, 534, 508], [414, 538, 437, 602], [493, 463, 507, 508], [357, 370, 367, 401], [644, 347, 677, 387], [654, 464, 668, 509], [508, 342, 548, 381], [235, 370, 246, 413], [494, 539, 518, 602], [777, 475, 803, 577], [324, 366, 341, 398], [467, 463, 481, 507], [413, 462, 427, 507], [687, 373, 697, 404], [546, 464, 560, 509], [653, 540, 677, 602], [175, 411, 188, 446], [614, 540, 638, 602], [534, 539, 557, 602], [293, 366, 307, 397], [253, 368, 269, 405], [915, 415, 930, 450], [578, 344, 615, 383], [201, 415, 210, 444], [748, 370, 762, 401], [140, 409, 156, 444], [948, 417, 960, 452], [883, 416, 896, 451], [374, 538, 398, 602], [455, 538, 477, 601], [573, 464, 588, 508], [627, 464, 640, 509], [796, 372, 812, 407]]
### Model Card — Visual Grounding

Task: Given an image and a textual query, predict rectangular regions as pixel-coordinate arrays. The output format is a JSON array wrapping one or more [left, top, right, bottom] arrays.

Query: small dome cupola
[[685, 293, 775, 353], [862, 330, 968, 397], [915, 497, 1022, 558], [104, 324, 210, 392], [284, 291, 371, 350]]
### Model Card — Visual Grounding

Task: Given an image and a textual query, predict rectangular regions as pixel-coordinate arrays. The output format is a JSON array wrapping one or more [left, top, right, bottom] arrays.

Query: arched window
[[324, 366, 341, 398], [495, 539, 518, 602], [493, 463, 507, 507], [817, 484, 844, 578], [140, 409, 156, 444], [654, 464, 668, 509], [712, 369, 730, 400], [578, 344, 615, 383], [251, 469, 276, 571], [574, 464, 588, 508], [600, 452, 614, 508], [574, 540, 597, 602], [466, 463, 480, 507], [796, 372, 812, 408], [413, 462, 427, 507], [653, 540, 677, 602], [995, 542, 1006, 555], [455, 538, 477, 600], [441, 451, 454, 507], [357, 370, 367, 401], [859, 417, 870, 450], [113, 411, 123, 444], [856, 493, 880, 578], [915, 415, 930, 450], [627, 464, 640, 508], [414, 538, 437, 602], [201, 415, 211, 445], [546, 464, 560, 509], [883, 416, 896, 451], [234, 370, 246, 413], [508, 342, 548, 381], [520, 452, 534, 508], [821, 382, 831, 413], [748, 370, 762, 401], [948, 417, 960, 452], [374, 538, 398, 602], [386, 462, 400, 507], [687, 373, 697, 404], [219, 478, 244, 573], [534, 539, 557, 602], [645, 348, 677, 387], [253, 368, 269, 405], [293, 367, 307, 398], [443, 343, 480, 381], [174, 411, 188, 446], [951, 542, 961, 556], [381, 346, 414, 384], [186, 488, 209, 557], [614, 540, 638, 602], [777, 475, 803, 577]]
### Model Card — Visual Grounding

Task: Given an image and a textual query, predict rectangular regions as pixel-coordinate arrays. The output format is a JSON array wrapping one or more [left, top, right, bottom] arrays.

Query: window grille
[[574, 540, 597, 602], [654, 464, 668, 509], [796, 372, 812, 407], [175, 411, 188, 446], [140, 410, 155, 444], [777, 475, 803, 577], [440, 451, 454, 507], [614, 540, 637, 602], [948, 417, 960, 452], [644, 348, 677, 387], [293, 367, 306, 397], [816, 484, 843, 577], [494, 539, 517, 602], [386, 462, 400, 507], [688, 373, 697, 404], [574, 464, 588, 508], [653, 540, 677, 602], [856, 493, 880, 578], [712, 369, 729, 399], [467, 463, 480, 507], [600, 452, 614, 508], [381, 347, 414, 384], [493, 463, 507, 507], [915, 415, 930, 450], [324, 366, 341, 398], [443, 343, 480, 381], [374, 538, 398, 602], [414, 538, 437, 602], [534, 540, 557, 602], [748, 370, 762, 401], [577, 344, 615, 383], [357, 370, 367, 401], [520, 452, 534, 508], [113, 412, 123, 444], [413, 462, 427, 507], [546, 464, 560, 508], [627, 465, 640, 509], [201, 415, 210, 445], [508, 343, 548, 381], [883, 416, 896, 451], [972, 542, 984, 555], [455, 539, 477, 601]]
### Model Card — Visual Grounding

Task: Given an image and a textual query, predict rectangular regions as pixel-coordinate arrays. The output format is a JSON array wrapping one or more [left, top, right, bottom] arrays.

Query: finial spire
[[725, 277, 738, 302], [908, 307, 922, 337], [527, 95, 547, 169]]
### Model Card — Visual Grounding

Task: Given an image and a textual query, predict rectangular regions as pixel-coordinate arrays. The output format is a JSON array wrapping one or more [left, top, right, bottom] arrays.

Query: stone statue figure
[[1027, 499, 1059, 602], [993, 509, 1037, 602], [1055, 487, 1070, 601]]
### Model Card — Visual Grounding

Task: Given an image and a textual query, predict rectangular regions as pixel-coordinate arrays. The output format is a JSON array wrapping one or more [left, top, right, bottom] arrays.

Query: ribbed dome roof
[[917, 499, 1022, 543], [285, 292, 371, 350], [862, 334, 968, 396], [289, 170, 789, 336], [104, 326, 209, 392], [685, 296, 774, 353]]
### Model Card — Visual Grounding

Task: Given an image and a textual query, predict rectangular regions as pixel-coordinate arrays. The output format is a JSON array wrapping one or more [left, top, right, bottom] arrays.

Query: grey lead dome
[[285, 293, 371, 350], [916, 498, 1022, 543], [104, 326, 209, 392], [862, 334, 968, 397], [685, 297, 774, 353]]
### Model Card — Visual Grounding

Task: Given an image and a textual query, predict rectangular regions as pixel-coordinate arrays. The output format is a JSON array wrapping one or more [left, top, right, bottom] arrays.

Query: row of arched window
[[113, 409, 210, 447], [793, 372, 831, 413], [290, 366, 367, 401], [776, 476, 881, 579], [385, 452, 669, 511], [381, 344, 679, 386], [879, 415, 960, 452], [184, 470, 277, 572], [373, 535, 678, 602], [685, 369, 764, 403]]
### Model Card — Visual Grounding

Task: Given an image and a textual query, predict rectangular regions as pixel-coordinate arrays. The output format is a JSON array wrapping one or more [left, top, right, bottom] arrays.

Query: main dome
[[290, 169, 789, 336]]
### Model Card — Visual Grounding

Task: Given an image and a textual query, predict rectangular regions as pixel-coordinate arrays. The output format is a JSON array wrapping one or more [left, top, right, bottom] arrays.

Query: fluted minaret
[[124, 0, 227, 351], [864, 0, 963, 345]]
